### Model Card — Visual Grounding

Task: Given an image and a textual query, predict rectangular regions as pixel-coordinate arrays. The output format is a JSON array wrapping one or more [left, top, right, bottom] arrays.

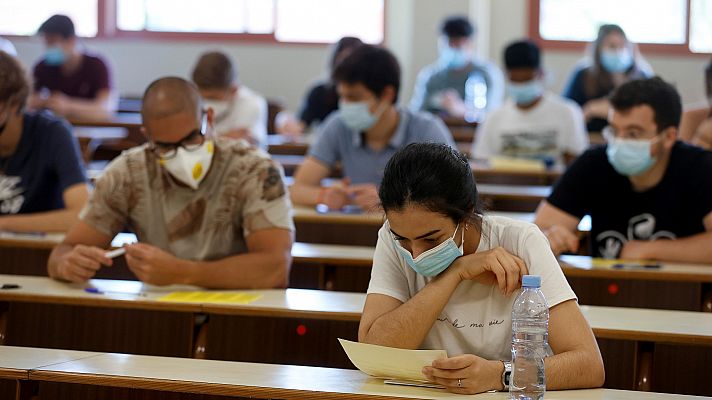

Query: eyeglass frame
[[601, 125, 665, 142], [149, 112, 208, 160]]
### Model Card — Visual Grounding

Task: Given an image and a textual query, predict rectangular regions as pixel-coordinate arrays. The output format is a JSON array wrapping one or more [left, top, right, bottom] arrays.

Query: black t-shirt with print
[[547, 142, 712, 258]]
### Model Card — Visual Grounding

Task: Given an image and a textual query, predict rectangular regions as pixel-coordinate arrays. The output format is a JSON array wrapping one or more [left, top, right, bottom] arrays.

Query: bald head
[[141, 77, 212, 144], [141, 77, 202, 122]]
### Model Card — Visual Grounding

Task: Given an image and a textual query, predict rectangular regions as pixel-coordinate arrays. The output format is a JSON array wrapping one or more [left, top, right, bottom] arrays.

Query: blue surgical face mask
[[600, 48, 633, 73], [606, 137, 657, 176], [508, 79, 544, 106], [44, 46, 66, 66], [439, 46, 470, 70], [339, 100, 380, 132], [394, 223, 463, 277]]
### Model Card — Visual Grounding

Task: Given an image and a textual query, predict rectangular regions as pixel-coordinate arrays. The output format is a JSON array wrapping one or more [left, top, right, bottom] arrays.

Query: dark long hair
[[584, 24, 647, 98], [379, 143, 483, 228]]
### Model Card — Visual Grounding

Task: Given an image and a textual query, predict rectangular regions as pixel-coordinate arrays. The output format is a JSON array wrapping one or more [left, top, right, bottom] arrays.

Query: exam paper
[[338, 339, 447, 383], [158, 291, 262, 304]]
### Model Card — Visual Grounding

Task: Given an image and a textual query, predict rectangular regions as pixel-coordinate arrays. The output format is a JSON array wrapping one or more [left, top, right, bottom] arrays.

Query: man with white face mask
[[410, 16, 504, 119], [290, 45, 456, 212], [191, 51, 268, 149], [48, 77, 294, 288], [471, 40, 588, 165], [535, 77, 712, 264]]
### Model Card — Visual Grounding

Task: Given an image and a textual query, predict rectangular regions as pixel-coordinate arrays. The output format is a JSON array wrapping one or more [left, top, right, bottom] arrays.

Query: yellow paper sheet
[[338, 338, 447, 384], [158, 291, 262, 304], [490, 157, 546, 172]]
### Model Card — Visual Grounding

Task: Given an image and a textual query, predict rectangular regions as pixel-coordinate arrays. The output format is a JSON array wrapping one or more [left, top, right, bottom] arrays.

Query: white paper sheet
[[338, 338, 447, 383]]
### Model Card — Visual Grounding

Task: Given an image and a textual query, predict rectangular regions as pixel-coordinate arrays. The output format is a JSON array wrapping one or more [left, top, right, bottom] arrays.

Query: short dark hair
[[332, 45, 401, 103], [504, 40, 540, 70], [441, 16, 475, 39], [0, 51, 30, 109], [191, 51, 236, 90], [38, 14, 75, 39], [380, 143, 482, 225], [330, 37, 363, 71], [610, 77, 682, 131]]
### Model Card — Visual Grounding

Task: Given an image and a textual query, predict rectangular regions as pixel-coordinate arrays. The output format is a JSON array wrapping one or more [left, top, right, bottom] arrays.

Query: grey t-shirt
[[308, 107, 456, 185]]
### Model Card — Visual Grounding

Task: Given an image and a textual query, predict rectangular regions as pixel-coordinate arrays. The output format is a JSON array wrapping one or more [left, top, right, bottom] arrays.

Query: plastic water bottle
[[464, 73, 488, 123], [510, 275, 548, 400]]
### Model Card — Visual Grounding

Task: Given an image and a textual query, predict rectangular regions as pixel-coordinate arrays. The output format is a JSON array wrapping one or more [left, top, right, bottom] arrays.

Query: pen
[[105, 248, 126, 259], [612, 263, 661, 270], [1, 284, 20, 289], [84, 287, 147, 297]]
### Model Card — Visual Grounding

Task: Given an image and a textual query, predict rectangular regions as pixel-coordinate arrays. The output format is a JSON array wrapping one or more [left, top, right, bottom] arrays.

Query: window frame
[[3, 0, 386, 46], [528, 0, 710, 56]]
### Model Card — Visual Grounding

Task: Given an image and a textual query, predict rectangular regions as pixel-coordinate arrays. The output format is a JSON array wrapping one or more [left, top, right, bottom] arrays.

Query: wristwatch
[[501, 361, 512, 390]]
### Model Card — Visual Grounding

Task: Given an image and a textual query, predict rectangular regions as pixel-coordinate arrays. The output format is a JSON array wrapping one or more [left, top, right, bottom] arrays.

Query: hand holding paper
[[338, 338, 447, 387]]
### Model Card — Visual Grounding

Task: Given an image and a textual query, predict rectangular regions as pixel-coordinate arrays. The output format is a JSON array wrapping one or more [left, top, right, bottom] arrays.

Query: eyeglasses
[[150, 113, 208, 160], [602, 126, 661, 142]]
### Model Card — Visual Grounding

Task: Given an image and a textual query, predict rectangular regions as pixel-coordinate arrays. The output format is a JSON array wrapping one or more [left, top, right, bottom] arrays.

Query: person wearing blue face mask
[[471, 40, 588, 165], [360, 142, 605, 395], [563, 24, 652, 133], [27, 14, 116, 119], [409, 16, 504, 119], [536, 77, 712, 263], [290, 45, 455, 212]]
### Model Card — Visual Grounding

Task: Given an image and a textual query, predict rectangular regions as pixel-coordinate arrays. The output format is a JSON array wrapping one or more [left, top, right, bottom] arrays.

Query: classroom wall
[[9, 0, 709, 111]]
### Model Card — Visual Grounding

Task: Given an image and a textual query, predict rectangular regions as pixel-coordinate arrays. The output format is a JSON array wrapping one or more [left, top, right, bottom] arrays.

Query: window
[[690, 0, 712, 53], [0, 0, 383, 44], [531, 0, 711, 54], [0, 0, 98, 37]]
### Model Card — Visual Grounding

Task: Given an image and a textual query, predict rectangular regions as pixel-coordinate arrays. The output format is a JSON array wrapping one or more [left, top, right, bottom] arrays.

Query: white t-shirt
[[206, 86, 268, 149], [367, 215, 577, 361], [471, 93, 588, 163]]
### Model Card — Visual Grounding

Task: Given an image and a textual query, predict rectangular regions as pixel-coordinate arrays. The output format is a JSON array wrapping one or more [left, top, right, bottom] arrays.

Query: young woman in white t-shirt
[[360, 143, 604, 395]]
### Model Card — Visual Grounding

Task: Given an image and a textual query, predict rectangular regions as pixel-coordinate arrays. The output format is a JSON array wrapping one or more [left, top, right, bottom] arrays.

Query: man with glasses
[[535, 77, 712, 263], [48, 77, 294, 288]]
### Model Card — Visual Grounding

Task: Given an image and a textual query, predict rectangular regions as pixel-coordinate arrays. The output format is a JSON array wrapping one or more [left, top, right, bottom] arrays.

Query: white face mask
[[204, 100, 232, 122], [160, 140, 214, 189]]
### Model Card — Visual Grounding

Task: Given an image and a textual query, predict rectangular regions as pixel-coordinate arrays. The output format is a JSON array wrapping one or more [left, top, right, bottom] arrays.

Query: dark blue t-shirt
[[0, 111, 87, 215]]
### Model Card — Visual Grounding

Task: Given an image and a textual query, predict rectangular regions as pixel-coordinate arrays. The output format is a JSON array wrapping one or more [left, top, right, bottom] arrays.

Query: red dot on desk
[[608, 283, 619, 295], [296, 324, 307, 336]]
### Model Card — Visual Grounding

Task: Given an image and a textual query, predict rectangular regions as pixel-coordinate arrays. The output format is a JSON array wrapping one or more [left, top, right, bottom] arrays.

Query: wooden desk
[[477, 183, 550, 212], [471, 161, 563, 185], [68, 113, 145, 161], [561, 255, 712, 312], [272, 154, 562, 186], [1, 276, 711, 395], [267, 135, 310, 156], [0, 347, 696, 400], [0, 346, 102, 399]]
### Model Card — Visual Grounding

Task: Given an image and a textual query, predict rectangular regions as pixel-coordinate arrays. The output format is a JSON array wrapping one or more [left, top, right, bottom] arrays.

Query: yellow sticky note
[[158, 291, 262, 304]]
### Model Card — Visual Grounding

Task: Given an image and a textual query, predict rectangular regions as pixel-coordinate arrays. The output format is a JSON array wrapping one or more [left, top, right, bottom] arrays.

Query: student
[[563, 24, 651, 133], [536, 77, 712, 263], [471, 40, 588, 164], [0, 37, 16, 56], [28, 15, 116, 119], [192, 51, 268, 149], [359, 142, 604, 395], [276, 37, 364, 136], [290, 45, 455, 212], [0, 51, 89, 232], [47, 77, 294, 288], [679, 58, 712, 144], [410, 16, 504, 119]]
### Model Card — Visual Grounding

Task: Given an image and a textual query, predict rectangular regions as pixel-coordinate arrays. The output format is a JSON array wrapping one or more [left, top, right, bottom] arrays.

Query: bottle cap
[[522, 275, 541, 288]]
